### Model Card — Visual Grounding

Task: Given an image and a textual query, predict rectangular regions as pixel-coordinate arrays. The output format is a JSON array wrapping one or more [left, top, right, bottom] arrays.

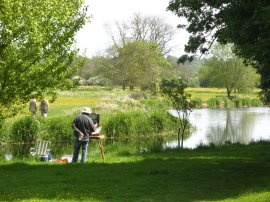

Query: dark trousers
[[72, 139, 89, 163]]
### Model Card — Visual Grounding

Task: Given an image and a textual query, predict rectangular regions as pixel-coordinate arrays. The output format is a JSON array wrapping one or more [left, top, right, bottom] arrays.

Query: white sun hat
[[81, 107, 92, 114]]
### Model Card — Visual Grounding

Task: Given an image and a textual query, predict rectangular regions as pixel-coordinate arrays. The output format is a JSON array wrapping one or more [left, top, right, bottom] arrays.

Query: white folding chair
[[30, 140, 51, 160]]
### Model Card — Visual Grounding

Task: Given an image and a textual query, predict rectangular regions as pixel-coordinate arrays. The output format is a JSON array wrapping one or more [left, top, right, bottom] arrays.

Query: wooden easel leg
[[98, 139, 105, 161]]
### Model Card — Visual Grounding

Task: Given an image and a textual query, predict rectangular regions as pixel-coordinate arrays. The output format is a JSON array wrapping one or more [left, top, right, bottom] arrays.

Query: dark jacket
[[72, 114, 96, 141]]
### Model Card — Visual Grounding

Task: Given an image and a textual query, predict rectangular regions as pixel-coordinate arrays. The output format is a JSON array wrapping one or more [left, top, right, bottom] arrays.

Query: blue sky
[[75, 0, 189, 58]]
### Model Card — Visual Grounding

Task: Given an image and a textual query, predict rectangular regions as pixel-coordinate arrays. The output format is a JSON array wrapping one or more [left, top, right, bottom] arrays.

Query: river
[[166, 107, 270, 149]]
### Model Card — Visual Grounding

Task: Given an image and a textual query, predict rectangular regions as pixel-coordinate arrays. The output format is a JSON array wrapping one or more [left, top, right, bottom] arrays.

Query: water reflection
[[0, 143, 74, 161], [168, 107, 270, 148]]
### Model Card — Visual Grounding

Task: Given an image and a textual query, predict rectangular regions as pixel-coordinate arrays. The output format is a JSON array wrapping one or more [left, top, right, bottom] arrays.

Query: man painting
[[71, 107, 96, 163]]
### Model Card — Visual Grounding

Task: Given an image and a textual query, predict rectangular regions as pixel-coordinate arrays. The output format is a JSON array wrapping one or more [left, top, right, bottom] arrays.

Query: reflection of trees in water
[[2, 144, 33, 159], [207, 109, 255, 145], [1, 143, 73, 159]]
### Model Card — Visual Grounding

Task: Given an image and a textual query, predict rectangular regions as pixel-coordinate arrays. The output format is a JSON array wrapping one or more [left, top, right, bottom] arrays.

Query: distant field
[[187, 87, 261, 101]]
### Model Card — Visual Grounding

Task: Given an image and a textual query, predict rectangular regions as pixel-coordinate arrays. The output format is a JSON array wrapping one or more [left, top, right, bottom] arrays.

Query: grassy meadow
[[24, 86, 263, 118], [1, 86, 270, 201], [186, 87, 261, 101], [1, 142, 270, 201]]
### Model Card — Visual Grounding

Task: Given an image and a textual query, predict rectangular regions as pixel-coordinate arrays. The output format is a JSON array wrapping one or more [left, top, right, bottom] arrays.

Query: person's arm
[[72, 118, 83, 136]]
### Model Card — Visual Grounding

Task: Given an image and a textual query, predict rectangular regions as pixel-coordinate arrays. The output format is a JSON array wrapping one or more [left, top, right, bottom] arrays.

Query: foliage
[[103, 41, 170, 94], [40, 117, 73, 143], [203, 96, 263, 109], [200, 43, 260, 98], [102, 110, 175, 151], [207, 97, 221, 108], [167, 1, 270, 103], [11, 116, 40, 143], [0, 0, 88, 119], [166, 55, 201, 87], [190, 97, 202, 108], [160, 77, 193, 148]]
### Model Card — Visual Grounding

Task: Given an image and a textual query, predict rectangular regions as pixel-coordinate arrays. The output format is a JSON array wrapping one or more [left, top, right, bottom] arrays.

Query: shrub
[[223, 97, 234, 108], [102, 109, 175, 146], [241, 97, 251, 107], [232, 97, 242, 108], [40, 116, 73, 143], [191, 97, 202, 108], [251, 98, 263, 107], [11, 116, 40, 143], [103, 112, 133, 139], [207, 97, 221, 108]]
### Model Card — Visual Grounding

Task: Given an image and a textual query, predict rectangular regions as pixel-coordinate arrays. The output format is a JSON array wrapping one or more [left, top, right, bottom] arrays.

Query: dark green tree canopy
[[0, 0, 88, 118], [168, 1, 270, 102]]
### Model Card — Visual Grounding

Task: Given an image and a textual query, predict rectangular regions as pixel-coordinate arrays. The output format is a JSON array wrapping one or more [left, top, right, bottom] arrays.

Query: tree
[[106, 13, 175, 55], [160, 77, 193, 148], [166, 55, 201, 87], [0, 0, 88, 119], [103, 41, 170, 93], [200, 43, 260, 98], [167, 1, 270, 102]]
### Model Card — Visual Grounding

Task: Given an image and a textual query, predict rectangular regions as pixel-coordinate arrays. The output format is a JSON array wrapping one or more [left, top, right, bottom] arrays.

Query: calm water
[[167, 107, 270, 149]]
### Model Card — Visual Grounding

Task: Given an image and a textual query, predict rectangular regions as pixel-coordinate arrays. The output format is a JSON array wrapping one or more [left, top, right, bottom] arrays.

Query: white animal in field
[[29, 99, 37, 116], [40, 99, 49, 117]]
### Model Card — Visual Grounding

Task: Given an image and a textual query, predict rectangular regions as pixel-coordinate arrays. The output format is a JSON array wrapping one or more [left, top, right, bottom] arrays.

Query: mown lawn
[[1, 142, 270, 201]]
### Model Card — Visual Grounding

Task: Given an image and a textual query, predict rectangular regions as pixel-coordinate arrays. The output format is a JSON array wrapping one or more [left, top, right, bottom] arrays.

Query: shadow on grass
[[1, 143, 270, 201]]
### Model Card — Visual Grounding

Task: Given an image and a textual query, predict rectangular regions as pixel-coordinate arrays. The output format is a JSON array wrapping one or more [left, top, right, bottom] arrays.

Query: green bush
[[0, 119, 10, 142], [103, 112, 133, 139], [102, 110, 175, 146], [191, 97, 202, 108], [11, 116, 40, 143], [251, 98, 263, 107], [241, 97, 251, 107], [232, 97, 242, 108], [223, 97, 234, 108], [40, 116, 73, 143], [207, 97, 221, 108]]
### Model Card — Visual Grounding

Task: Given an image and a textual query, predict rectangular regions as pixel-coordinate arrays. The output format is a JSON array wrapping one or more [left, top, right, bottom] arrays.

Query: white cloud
[[75, 0, 189, 58]]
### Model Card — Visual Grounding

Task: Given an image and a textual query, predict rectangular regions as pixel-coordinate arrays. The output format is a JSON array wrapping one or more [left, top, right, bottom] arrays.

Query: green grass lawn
[[1, 142, 270, 202]]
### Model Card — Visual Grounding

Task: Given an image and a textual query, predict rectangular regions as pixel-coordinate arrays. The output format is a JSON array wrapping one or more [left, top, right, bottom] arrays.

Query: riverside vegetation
[[1, 86, 269, 201], [0, 86, 263, 145]]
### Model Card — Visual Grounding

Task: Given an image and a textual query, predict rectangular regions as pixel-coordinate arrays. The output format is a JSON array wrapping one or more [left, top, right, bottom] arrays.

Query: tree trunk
[[227, 88, 231, 99], [122, 84, 126, 90], [177, 127, 181, 149]]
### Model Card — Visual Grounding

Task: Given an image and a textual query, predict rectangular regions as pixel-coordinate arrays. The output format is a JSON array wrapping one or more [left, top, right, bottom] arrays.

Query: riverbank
[[1, 142, 270, 201]]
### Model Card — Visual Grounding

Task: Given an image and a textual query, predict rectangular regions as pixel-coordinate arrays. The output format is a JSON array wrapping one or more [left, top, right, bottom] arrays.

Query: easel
[[90, 128, 105, 161]]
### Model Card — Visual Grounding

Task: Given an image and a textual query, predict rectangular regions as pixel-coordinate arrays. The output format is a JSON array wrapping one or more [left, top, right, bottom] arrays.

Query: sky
[[75, 0, 190, 58]]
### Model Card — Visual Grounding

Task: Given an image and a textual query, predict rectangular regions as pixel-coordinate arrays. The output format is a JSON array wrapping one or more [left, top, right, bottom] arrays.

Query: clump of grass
[[207, 97, 221, 108], [102, 109, 175, 152], [191, 97, 202, 108], [11, 116, 40, 143]]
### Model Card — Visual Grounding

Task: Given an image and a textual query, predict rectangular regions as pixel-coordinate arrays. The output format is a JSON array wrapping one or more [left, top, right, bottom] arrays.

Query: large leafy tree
[[103, 41, 170, 94], [201, 43, 260, 98], [0, 0, 88, 118], [167, 1, 270, 102]]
